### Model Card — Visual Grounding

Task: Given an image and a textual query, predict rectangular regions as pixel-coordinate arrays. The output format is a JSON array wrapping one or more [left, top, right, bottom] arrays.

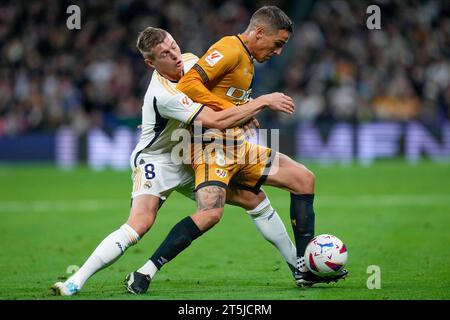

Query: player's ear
[[144, 58, 155, 68], [255, 26, 265, 40]]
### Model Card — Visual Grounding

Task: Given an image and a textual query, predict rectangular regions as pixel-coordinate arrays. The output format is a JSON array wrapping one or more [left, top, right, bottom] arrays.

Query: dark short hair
[[136, 27, 167, 59], [248, 5, 293, 34]]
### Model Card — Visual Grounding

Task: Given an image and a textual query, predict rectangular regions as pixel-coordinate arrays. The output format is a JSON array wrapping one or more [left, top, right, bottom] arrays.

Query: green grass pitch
[[0, 161, 449, 300]]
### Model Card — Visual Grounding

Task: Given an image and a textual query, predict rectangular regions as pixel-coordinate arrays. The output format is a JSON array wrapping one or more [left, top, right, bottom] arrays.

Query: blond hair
[[136, 27, 167, 59]]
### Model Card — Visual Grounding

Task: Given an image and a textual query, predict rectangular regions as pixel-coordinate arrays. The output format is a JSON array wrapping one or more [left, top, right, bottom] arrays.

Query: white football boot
[[51, 281, 80, 296]]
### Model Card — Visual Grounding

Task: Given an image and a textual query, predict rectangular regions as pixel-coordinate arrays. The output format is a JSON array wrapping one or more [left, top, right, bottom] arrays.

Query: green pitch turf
[[0, 161, 449, 300]]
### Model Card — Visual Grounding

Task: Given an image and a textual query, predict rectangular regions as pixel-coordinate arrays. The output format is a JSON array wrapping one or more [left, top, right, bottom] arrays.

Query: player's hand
[[249, 117, 260, 129], [261, 92, 295, 115], [242, 117, 259, 137]]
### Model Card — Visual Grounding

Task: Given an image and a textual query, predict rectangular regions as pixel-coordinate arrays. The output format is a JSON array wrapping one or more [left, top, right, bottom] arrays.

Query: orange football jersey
[[177, 34, 254, 143]]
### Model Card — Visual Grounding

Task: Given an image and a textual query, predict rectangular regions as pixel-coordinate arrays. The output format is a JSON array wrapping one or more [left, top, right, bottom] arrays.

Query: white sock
[[137, 260, 159, 279], [67, 224, 140, 289], [247, 197, 297, 270]]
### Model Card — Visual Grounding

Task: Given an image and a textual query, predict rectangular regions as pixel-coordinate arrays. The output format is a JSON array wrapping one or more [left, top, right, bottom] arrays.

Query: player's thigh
[[264, 152, 315, 194], [230, 143, 273, 193], [226, 183, 266, 211], [129, 154, 192, 234], [175, 165, 196, 201], [195, 185, 226, 212]]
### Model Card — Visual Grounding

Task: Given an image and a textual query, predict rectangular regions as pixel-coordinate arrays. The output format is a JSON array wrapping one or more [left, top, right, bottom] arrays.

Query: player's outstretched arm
[[194, 92, 294, 130], [233, 92, 295, 128]]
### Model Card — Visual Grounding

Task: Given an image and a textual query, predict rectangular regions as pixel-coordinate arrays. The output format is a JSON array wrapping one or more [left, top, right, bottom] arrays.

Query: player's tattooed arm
[[196, 186, 226, 211]]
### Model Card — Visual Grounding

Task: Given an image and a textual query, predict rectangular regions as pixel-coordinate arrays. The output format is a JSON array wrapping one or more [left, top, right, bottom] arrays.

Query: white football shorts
[[130, 152, 195, 201]]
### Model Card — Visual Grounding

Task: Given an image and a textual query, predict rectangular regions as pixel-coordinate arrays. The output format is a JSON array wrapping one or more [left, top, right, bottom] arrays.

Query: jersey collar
[[156, 70, 184, 83], [235, 34, 254, 60]]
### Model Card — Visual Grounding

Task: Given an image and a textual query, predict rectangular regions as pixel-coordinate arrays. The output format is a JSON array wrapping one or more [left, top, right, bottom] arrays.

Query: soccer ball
[[304, 234, 348, 277]]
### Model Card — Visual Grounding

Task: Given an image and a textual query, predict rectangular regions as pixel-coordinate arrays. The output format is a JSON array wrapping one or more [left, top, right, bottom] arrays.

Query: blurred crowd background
[[0, 0, 449, 138]]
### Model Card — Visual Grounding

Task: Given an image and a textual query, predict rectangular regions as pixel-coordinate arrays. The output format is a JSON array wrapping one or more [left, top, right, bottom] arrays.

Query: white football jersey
[[131, 53, 203, 167]]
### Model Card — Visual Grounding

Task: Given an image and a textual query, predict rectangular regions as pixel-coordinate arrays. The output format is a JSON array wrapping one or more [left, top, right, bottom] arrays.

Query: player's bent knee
[[293, 167, 315, 194], [228, 189, 266, 211], [204, 208, 223, 226], [191, 207, 224, 232], [127, 208, 157, 237], [302, 168, 315, 188], [132, 220, 153, 236], [248, 191, 267, 210]]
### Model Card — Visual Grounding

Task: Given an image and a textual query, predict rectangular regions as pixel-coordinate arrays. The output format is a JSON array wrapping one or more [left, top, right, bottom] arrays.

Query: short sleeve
[[157, 92, 204, 125], [194, 43, 240, 84]]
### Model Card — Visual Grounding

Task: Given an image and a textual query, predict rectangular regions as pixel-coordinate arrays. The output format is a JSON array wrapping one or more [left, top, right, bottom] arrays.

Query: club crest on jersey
[[179, 95, 193, 107], [144, 181, 152, 189], [205, 50, 224, 67], [215, 169, 227, 179]]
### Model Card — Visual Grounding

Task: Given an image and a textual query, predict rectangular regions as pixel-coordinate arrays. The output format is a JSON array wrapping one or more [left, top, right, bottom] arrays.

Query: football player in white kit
[[52, 27, 297, 296]]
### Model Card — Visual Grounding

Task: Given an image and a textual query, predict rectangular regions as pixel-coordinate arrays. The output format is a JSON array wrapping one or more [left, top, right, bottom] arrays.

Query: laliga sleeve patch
[[205, 50, 224, 67], [179, 95, 194, 107]]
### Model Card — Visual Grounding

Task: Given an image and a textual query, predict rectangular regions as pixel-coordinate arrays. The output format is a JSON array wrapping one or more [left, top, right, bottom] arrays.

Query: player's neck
[[159, 70, 184, 82], [239, 32, 256, 58]]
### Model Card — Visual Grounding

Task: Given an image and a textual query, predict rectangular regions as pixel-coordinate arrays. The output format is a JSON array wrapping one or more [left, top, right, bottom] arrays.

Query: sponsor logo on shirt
[[226, 87, 252, 102]]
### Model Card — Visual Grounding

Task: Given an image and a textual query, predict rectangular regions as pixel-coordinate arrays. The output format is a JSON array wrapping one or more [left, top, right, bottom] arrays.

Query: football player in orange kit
[[127, 6, 347, 293]]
